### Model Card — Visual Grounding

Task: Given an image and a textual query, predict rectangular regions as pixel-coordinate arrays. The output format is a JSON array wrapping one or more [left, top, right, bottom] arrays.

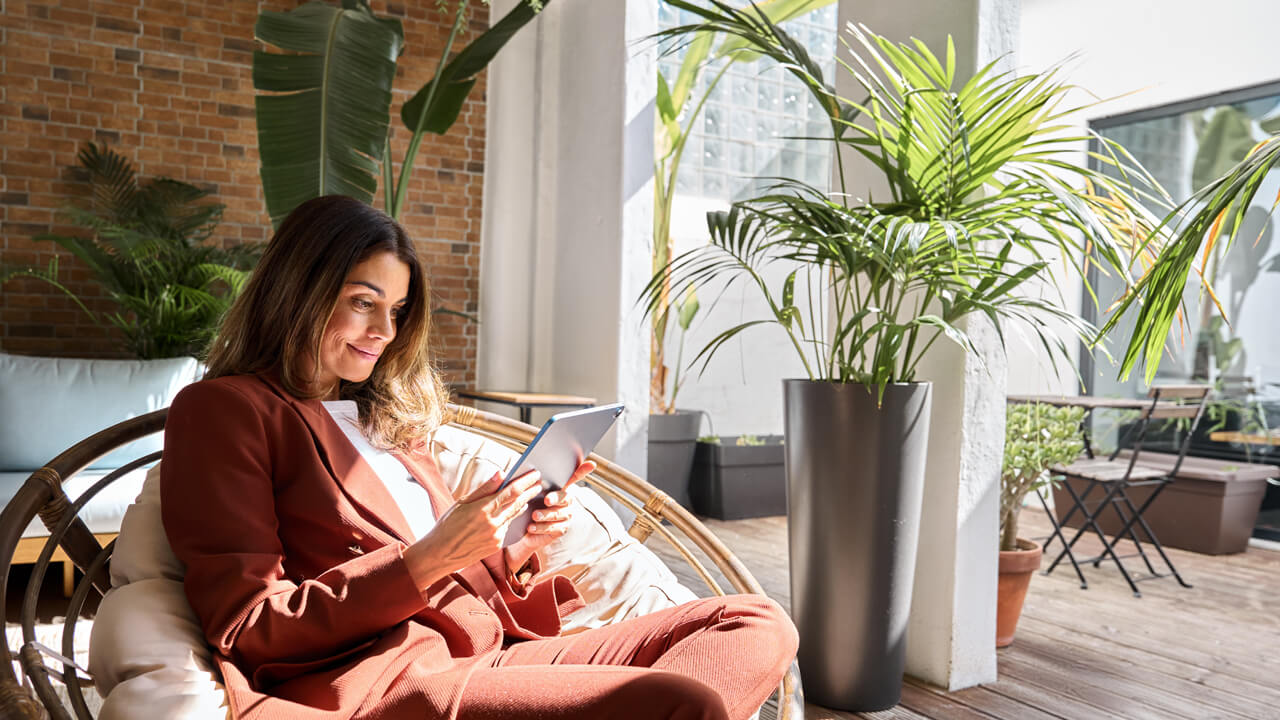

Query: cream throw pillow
[[91, 424, 699, 715]]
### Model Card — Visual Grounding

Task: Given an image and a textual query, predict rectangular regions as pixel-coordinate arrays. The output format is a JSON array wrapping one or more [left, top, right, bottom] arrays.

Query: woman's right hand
[[402, 469, 544, 592]]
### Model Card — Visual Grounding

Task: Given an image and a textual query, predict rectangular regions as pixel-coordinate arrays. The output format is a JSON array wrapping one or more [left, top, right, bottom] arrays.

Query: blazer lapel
[[257, 374, 415, 546]]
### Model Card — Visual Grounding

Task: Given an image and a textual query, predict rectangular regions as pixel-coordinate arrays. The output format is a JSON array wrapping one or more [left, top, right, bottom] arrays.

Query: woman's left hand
[[504, 459, 595, 575]]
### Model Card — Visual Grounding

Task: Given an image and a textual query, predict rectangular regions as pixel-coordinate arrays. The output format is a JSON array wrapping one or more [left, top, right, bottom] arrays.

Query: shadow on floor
[[5, 563, 101, 625]]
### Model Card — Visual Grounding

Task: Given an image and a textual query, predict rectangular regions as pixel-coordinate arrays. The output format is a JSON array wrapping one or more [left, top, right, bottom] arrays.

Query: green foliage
[[649, 0, 835, 413], [1099, 132, 1280, 382], [0, 144, 259, 359], [252, 0, 548, 227], [1000, 403, 1085, 551], [642, 2, 1176, 401]]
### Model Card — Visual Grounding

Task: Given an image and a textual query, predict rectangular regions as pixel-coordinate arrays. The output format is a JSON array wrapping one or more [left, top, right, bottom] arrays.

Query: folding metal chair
[[1043, 385, 1210, 597]]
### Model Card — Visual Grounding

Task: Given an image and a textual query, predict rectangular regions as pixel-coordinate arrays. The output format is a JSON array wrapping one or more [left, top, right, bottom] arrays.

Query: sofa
[[0, 352, 202, 594]]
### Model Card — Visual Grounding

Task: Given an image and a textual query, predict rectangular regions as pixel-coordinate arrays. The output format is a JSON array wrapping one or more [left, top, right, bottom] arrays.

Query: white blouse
[[323, 400, 437, 540]]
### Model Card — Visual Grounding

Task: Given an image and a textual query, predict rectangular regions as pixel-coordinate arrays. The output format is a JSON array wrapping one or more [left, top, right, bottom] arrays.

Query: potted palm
[[644, 1, 1180, 711], [998, 402, 1084, 647]]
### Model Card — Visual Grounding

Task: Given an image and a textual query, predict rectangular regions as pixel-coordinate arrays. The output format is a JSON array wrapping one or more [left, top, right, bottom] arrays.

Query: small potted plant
[[691, 433, 786, 520], [999, 402, 1085, 647]]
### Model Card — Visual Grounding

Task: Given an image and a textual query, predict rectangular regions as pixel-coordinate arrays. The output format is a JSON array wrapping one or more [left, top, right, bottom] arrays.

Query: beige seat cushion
[[91, 424, 698, 716]]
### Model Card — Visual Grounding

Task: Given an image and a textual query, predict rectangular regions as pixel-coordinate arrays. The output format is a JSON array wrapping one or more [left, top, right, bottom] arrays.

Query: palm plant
[[641, 1, 1175, 396], [1, 144, 258, 359], [649, 0, 835, 413], [253, 0, 546, 227], [1100, 133, 1280, 382]]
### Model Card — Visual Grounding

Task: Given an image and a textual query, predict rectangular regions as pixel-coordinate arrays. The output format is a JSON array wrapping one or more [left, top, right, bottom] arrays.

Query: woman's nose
[[369, 310, 395, 340]]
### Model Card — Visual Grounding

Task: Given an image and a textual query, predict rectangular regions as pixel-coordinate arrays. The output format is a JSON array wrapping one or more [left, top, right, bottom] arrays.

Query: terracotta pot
[[996, 538, 1042, 648]]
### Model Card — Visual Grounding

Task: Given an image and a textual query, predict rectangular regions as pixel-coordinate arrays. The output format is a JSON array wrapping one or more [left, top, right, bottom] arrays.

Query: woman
[[161, 195, 797, 720]]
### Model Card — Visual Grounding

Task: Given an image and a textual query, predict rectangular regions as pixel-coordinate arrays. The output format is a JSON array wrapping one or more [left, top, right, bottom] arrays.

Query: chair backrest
[[1115, 384, 1211, 478], [0, 404, 798, 720]]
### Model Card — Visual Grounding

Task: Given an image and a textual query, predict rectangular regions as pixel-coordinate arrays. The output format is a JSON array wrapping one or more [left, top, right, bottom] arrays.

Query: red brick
[[2, 0, 483, 378]]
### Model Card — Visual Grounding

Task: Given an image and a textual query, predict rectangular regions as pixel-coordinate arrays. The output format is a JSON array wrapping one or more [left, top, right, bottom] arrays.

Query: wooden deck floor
[[650, 508, 1280, 720]]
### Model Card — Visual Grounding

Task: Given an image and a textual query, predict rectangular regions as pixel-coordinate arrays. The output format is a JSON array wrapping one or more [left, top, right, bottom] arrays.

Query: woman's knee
[[630, 672, 729, 720], [722, 595, 799, 659]]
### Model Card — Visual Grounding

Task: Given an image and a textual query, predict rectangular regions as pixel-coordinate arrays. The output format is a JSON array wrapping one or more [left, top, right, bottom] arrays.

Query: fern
[[1, 143, 261, 359]]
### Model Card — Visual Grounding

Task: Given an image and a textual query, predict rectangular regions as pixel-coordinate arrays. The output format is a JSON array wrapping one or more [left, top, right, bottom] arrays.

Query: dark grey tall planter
[[783, 380, 932, 712], [647, 410, 703, 508]]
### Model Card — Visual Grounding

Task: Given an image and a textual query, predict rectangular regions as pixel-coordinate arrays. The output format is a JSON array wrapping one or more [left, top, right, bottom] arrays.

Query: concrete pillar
[[835, 0, 1018, 691], [479, 0, 655, 470]]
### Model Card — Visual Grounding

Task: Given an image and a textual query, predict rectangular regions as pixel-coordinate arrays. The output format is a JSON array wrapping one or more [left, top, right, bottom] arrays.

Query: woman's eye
[[353, 298, 374, 311]]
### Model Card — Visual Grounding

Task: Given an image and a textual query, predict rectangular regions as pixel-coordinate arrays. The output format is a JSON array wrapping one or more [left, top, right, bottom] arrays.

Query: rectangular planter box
[[690, 436, 786, 520], [1053, 451, 1278, 555]]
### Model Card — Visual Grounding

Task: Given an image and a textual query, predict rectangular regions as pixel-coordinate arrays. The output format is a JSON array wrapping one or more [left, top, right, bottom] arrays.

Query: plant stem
[[651, 62, 732, 409], [390, 1, 466, 220]]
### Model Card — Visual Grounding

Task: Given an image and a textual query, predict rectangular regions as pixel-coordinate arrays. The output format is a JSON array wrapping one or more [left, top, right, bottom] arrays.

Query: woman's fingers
[[460, 471, 506, 503], [526, 522, 570, 536], [562, 460, 596, 490], [532, 508, 570, 523], [493, 475, 544, 526]]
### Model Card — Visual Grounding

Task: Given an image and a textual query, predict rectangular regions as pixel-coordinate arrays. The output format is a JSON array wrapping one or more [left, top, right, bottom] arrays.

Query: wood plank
[[996, 653, 1193, 720], [902, 679, 1062, 720], [665, 506, 1280, 720], [1016, 618, 1280, 718], [1005, 633, 1242, 720]]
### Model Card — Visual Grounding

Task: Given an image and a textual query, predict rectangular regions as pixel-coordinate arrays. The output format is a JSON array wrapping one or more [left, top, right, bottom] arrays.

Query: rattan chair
[[0, 404, 801, 719]]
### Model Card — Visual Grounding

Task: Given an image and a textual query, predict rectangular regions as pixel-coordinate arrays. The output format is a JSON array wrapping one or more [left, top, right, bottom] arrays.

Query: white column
[[835, 0, 1017, 691], [479, 0, 655, 470]]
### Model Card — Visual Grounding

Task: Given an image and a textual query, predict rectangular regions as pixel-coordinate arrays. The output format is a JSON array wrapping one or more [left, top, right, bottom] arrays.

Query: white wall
[[479, 0, 655, 469], [664, 195, 811, 437], [1012, 0, 1280, 396]]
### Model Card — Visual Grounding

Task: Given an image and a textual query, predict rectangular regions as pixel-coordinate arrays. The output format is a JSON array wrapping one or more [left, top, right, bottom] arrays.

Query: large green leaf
[[400, 0, 549, 135], [253, 0, 403, 228]]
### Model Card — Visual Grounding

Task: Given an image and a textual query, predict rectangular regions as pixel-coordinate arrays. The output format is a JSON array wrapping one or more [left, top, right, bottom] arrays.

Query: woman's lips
[[349, 344, 380, 361]]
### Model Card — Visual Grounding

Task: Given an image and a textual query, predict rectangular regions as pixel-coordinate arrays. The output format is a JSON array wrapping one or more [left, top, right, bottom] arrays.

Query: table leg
[[519, 406, 531, 425]]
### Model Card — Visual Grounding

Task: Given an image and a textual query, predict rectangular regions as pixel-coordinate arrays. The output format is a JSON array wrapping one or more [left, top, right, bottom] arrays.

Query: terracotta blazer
[[160, 374, 584, 720]]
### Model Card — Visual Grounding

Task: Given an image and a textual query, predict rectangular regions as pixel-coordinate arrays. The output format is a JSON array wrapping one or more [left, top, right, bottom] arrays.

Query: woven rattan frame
[[1, 405, 799, 719]]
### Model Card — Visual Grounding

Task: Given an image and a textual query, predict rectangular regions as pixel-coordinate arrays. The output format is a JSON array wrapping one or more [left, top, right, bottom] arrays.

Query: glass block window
[[658, 2, 839, 202]]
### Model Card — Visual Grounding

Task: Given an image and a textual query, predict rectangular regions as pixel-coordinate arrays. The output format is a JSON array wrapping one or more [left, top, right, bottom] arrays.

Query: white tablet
[[500, 402, 624, 546]]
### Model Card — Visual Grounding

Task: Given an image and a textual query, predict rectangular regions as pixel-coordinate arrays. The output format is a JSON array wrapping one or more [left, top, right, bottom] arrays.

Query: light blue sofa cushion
[[0, 467, 150, 538], [0, 353, 201, 471]]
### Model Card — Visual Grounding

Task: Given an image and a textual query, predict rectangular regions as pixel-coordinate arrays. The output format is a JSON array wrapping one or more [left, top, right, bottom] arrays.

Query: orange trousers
[[455, 595, 798, 720]]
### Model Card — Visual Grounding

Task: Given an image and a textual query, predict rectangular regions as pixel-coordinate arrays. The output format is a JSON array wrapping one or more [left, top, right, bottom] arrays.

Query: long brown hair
[[206, 195, 448, 450]]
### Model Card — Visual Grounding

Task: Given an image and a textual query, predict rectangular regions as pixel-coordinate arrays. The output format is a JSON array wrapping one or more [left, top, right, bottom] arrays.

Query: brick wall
[[0, 0, 486, 386]]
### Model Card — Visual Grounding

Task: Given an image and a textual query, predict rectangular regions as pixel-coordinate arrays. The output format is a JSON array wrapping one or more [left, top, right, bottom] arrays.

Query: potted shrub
[[999, 402, 1084, 647], [691, 434, 786, 520], [644, 1, 1199, 711]]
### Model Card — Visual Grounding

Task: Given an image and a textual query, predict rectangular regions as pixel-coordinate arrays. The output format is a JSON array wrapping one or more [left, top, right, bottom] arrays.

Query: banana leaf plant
[[253, 0, 547, 228], [649, 0, 835, 413], [642, 1, 1182, 399]]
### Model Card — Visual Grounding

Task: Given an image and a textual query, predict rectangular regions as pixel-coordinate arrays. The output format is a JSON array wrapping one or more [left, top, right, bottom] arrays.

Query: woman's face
[[313, 251, 411, 398]]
